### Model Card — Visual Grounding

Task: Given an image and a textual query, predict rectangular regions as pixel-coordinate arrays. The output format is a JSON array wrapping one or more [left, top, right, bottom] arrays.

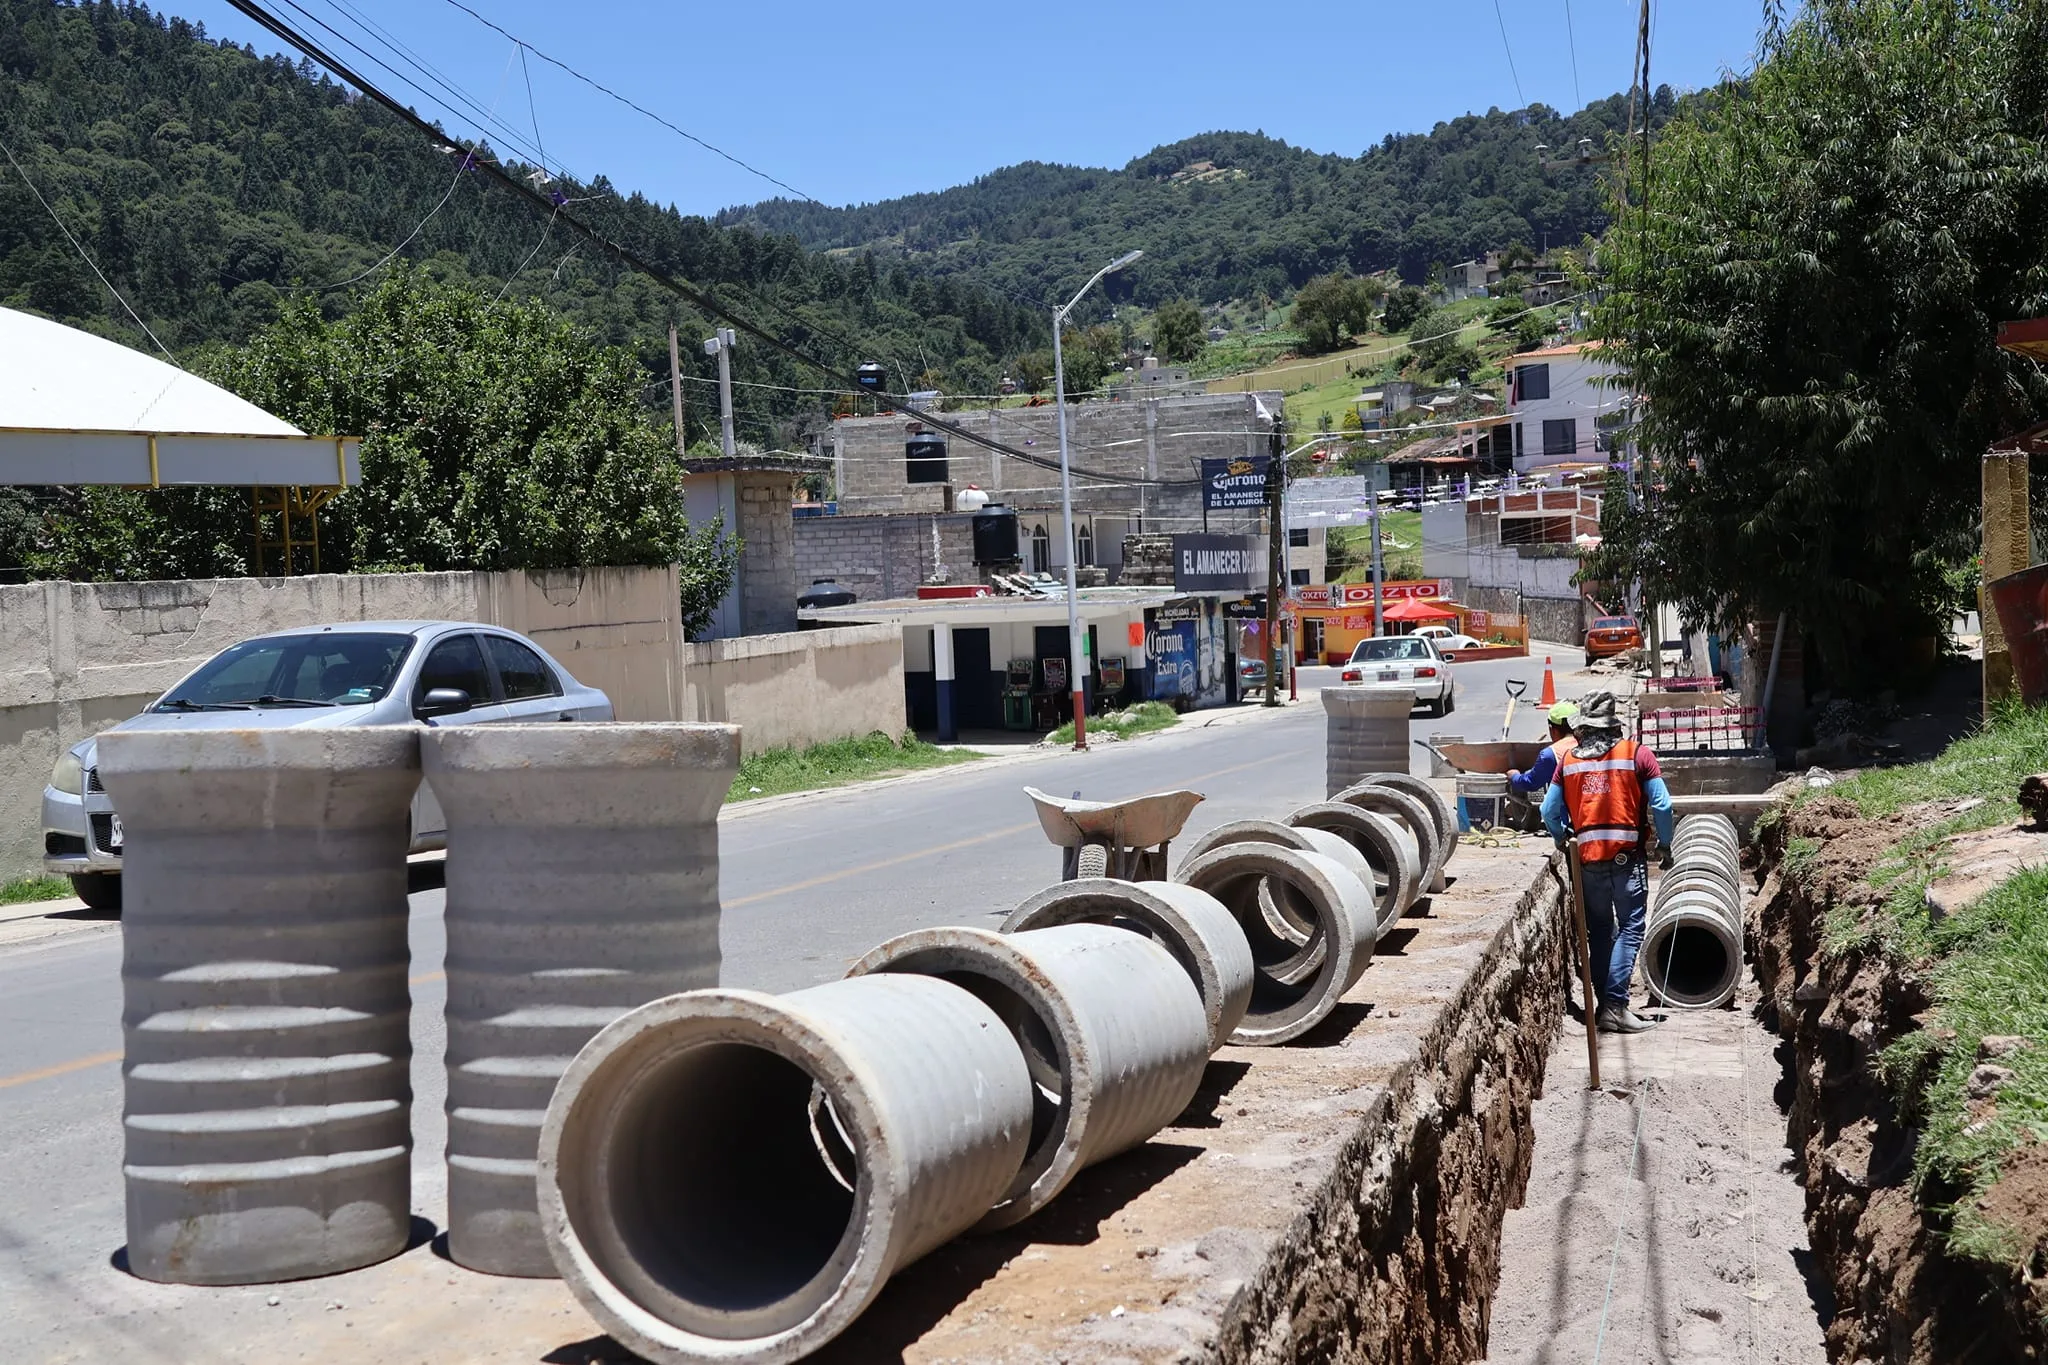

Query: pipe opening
[[1203, 871, 1330, 1015], [1645, 922, 1736, 1007], [591, 1041, 860, 1337]]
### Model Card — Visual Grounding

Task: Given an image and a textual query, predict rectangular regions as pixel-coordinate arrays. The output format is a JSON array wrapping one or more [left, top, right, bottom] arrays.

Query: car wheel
[[70, 872, 121, 913], [1444, 686, 1456, 714]]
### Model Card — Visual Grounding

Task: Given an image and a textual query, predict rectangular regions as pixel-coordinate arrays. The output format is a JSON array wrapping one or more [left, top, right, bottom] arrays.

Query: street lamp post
[[1052, 248, 1142, 750]]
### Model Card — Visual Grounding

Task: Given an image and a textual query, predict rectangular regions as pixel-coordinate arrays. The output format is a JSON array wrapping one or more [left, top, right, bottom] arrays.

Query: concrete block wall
[[735, 471, 799, 635], [0, 566, 686, 878], [793, 514, 980, 604], [681, 624, 905, 755]]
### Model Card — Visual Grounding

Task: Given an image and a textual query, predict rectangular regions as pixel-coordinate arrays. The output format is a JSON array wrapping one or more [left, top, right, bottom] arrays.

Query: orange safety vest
[[1558, 738, 1645, 862]]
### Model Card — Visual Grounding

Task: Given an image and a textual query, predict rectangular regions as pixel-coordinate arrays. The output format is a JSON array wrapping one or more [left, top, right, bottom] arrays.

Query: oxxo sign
[[1171, 534, 1265, 593]]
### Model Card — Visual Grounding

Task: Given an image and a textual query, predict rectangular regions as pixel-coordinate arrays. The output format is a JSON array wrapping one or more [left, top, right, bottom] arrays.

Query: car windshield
[[1352, 638, 1432, 662], [1593, 617, 1637, 630], [159, 633, 414, 709]]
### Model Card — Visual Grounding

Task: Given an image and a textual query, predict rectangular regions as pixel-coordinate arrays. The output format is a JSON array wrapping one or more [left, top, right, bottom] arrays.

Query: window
[[159, 632, 412, 709], [1350, 637, 1432, 662], [1290, 568, 1311, 586], [1287, 528, 1310, 547], [1030, 524, 1051, 573], [1542, 418, 1577, 457], [415, 634, 492, 708], [1514, 422, 1525, 458], [1076, 522, 1094, 568], [1515, 363, 1550, 403], [485, 635, 559, 700]]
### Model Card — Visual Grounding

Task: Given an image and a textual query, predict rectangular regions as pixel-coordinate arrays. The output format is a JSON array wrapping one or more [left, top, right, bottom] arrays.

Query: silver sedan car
[[42, 620, 613, 910]]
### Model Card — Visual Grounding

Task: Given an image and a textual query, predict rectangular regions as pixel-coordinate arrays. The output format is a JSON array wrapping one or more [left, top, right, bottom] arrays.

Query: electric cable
[[1492, 0, 1526, 107]]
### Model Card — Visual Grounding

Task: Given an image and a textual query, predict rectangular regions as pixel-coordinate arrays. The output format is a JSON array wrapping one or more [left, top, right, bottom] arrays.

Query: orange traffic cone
[[1539, 657, 1557, 707]]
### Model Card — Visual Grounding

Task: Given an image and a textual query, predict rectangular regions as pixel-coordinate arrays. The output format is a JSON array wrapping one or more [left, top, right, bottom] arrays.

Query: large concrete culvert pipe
[[425, 723, 740, 1278], [1332, 782, 1447, 898], [848, 924, 1210, 1230], [1350, 772, 1460, 874], [1643, 815, 1746, 1010], [1175, 819, 1375, 953], [1284, 802, 1422, 928], [1322, 687, 1416, 796], [98, 727, 421, 1285], [1176, 844, 1378, 1044], [538, 976, 1033, 1364], [1002, 879, 1255, 1051]]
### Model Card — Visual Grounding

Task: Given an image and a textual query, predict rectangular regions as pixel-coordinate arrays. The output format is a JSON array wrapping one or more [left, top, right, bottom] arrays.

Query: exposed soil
[[1753, 800, 2048, 1365], [1483, 979, 1830, 1365]]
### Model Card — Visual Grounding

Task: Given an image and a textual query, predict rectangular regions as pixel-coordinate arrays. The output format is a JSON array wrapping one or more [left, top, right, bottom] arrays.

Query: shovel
[[1501, 678, 1527, 741]]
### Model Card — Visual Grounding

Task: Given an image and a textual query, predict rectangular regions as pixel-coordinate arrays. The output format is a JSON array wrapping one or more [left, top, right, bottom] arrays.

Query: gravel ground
[[1483, 977, 1831, 1365]]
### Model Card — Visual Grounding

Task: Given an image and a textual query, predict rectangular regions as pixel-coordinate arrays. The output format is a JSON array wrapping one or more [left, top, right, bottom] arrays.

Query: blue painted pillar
[[933, 623, 957, 742]]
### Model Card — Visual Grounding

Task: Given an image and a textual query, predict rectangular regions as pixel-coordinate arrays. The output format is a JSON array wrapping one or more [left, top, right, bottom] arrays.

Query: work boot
[[1595, 1002, 1656, 1034]]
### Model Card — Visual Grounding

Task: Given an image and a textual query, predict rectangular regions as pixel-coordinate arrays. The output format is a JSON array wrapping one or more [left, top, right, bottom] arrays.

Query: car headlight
[[50, 751, 84, 795]]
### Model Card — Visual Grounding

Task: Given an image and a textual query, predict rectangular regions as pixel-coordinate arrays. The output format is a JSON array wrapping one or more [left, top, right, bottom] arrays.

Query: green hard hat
[[1547, 701, 1579, 725]]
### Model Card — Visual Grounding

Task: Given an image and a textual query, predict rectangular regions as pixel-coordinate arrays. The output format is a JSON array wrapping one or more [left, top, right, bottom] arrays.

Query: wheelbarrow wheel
[[1077, 843, 1110, 878]]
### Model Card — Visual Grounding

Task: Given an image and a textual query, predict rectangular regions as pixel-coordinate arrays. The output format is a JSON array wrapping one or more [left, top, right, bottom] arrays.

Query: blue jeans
[[1580, 855, 1648, 1007]]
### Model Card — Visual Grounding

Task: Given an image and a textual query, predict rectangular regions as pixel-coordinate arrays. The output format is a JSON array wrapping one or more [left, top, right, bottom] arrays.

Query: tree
[[1589, 0, 2048, 675], [1013, 349, 1053, 393], [34, 270, 739, 634], [1291, 273, 1382, 353], [1407, 305, 1478, 377], [1151, 299, 1206, 362], [1380, 285, 1431, 333]]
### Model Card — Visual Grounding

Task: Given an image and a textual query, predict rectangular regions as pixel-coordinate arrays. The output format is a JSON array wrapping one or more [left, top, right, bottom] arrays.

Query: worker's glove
[[1658, 847, 1674, 871]]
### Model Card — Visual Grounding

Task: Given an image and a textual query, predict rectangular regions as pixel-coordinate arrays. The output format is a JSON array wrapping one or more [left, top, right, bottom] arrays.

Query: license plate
[[1378, 671, 1399, 682], [108, 815, 124, 849]]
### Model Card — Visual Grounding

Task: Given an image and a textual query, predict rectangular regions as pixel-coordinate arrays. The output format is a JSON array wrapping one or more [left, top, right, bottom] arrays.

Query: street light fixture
[[1051, 248, 1142, 750]]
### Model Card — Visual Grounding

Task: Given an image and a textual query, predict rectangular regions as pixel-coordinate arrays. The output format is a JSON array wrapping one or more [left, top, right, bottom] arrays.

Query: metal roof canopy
[[0, 307, 359, 487]]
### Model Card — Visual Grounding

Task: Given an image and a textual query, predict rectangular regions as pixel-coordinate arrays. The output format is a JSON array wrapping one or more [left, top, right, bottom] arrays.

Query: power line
[[1564, 0, 1583, 109], [1492, 0, 1526, 107]]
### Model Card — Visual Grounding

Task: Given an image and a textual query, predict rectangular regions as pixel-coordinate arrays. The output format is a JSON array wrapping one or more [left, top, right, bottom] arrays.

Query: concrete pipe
[[1322, 688, 1415, 797], [1672, 816, 1741, 868], [1173, 819, 1374, 948], [424, 722, 741, 1278], [1002, 879, 1254, 1052], [1642, 881, 1744, 1011], [99, 727, 422, 1285], [1333, 782, 1446, 896], [847, 924, 1210, 1230], [1284, 802, 1421, 929], [1350, 772, 1460, 878], [538, 976, 1033, 1364], [1176, 844, 1378, 1044]]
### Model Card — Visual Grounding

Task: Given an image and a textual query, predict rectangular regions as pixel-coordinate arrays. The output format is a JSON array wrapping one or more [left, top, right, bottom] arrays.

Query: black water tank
[[797, 578, 856, 609], [856, 363, 887, 392], [905, 433, 949, 484], [972, 503, 1020, 564]]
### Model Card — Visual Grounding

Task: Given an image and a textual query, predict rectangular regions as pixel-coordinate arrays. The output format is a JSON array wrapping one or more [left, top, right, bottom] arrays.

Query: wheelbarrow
[[1412, 738, 1549, 834], [1024, 786, 1206, 882]]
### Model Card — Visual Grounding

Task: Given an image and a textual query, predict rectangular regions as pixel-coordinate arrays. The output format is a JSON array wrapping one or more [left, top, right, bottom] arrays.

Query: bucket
[[1987, 562, 2048, 705], [1456, 771, 1510, 832]]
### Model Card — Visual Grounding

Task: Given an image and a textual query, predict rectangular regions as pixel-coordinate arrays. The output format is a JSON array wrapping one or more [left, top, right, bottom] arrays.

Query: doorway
[[952, 628, 998, 730]]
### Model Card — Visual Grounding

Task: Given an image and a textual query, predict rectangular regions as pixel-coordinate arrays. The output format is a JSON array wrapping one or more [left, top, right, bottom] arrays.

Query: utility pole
[[667, 323, 686, 456], [1264, 429, 1284, 707], [703, 326, 737, 458], [1369, 462, 1388, 638]]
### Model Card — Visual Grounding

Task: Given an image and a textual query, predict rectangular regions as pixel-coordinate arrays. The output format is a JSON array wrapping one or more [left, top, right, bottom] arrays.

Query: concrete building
[[1504, 342, 1625, 473], [683, 449, 830, 639], [1421, 483, 1605, 645]]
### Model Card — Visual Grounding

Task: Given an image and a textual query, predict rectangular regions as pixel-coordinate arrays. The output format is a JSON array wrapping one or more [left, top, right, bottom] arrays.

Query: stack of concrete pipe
[[97, 722, 741, 1288], [1643, 813, 1746, 1010], [1322, 687, 1415, 796]]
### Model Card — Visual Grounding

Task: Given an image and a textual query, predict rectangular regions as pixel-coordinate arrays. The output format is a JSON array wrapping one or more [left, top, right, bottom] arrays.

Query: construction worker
[[1541, 690, 1674, 1034], [1506, 701, 1578, 797]]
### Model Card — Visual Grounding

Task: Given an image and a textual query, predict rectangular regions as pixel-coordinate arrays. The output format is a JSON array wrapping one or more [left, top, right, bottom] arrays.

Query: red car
[[1585, 616, 1645, 659]]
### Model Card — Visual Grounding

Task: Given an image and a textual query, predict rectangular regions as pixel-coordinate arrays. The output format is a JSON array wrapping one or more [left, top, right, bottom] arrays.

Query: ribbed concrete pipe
[[1322, 688, 1415, 797], [1349, 772, 1460, 883], [1002, 879, 1254, 1052], [1285, 802, 1421, 929], [1672, 814, 1741, 863], [1174, 819, 1375, 948], [1333, 782, 1446, 897], [848, 924, 1209, 1229], [424, 722, 740, 1278], [1176, 844, 1378, 1044], [98, 727, 421, 1285], [1644, 816, 1745, 1010], [538, 976, 1032, 1364]]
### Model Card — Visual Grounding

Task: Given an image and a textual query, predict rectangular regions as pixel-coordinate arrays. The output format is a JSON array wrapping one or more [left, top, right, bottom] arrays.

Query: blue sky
[[178, 0, 1774, 217]]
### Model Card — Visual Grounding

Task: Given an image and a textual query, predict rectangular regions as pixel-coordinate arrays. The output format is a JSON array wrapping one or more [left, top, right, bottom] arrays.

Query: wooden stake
[[1566, 838, 1602, 1090]]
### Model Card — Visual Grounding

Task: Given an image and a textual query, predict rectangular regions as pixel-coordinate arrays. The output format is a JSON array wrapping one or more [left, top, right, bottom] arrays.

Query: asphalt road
[[0, 651, 1575, 1357]]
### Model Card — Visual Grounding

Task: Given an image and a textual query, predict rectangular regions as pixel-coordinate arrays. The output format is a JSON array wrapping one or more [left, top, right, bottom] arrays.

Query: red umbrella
[[1380, 598, 1459, 622]]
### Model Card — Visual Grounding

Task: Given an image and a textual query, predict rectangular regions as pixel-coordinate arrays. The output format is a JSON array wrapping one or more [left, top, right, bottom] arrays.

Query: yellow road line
[[0, 1049, 121, 1091], [410, 970, 444, 986]]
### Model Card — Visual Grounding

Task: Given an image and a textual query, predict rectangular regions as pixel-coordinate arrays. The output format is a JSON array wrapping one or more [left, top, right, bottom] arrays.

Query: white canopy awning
[[0, 307, 359, 487]]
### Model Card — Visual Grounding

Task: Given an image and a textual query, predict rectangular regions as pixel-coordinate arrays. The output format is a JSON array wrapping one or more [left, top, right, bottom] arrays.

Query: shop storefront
[[1288, 579, 1478, 664]]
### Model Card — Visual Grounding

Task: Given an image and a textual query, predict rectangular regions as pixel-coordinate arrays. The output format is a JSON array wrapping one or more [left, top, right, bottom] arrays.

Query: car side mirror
[[417, 687, 472, 719]]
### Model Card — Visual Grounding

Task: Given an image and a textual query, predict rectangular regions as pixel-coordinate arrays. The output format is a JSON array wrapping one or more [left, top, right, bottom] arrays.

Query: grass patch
[[1809, 699, 2048, 1271], [1046, 701, 1179, 747], [727, 731, 981, 802], [1, 874, 74, 905]]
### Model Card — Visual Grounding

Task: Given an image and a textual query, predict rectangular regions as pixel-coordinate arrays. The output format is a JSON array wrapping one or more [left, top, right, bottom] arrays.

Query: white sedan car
[[1340, 635, 1457, 716]]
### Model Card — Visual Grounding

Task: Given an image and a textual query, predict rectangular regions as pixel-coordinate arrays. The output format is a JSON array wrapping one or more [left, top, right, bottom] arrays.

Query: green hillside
[[721, 97, 1681, 308]]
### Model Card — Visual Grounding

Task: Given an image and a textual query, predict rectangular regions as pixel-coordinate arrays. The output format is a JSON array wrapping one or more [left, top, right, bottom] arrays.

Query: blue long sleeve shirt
[[1507, 744, 1561, 796], [1541, 754, 1675, 849]]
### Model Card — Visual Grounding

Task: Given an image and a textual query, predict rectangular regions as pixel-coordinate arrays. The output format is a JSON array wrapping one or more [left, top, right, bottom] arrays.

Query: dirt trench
[[1751, 797, 2047, 1365]]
